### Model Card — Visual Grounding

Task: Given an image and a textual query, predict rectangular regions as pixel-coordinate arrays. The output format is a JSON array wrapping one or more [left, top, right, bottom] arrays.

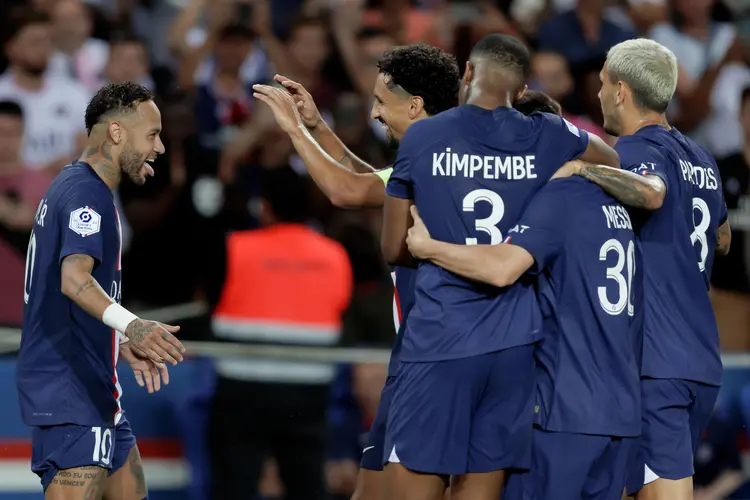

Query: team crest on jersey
[[69, 206, 101, 237]]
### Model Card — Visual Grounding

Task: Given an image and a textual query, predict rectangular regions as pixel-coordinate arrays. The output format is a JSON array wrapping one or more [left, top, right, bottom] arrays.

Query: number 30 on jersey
[[599, 238, 636, 317]]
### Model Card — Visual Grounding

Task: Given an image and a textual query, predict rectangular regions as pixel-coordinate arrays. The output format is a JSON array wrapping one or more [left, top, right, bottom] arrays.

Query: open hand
[[273, 74, 323, 129], [252, 84, 304, 135], [124, 319, 185, 365], [120, 342, 170, 394], [406, 205, 433, 259]]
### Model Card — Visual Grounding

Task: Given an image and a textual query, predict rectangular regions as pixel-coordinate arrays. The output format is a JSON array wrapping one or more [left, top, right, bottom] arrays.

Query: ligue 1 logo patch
[[69, 206, 101, 237]]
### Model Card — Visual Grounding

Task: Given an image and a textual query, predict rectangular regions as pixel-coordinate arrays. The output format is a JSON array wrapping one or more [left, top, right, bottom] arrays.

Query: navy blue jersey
[[388, 266, 415, 376], [509, 177, 642, 437], [386, 105, 590, 361], [17, 162, 125, 427], [616, 126, 726, 386]]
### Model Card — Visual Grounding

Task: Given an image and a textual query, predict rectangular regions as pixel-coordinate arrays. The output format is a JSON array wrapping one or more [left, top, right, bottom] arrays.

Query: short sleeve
[[538, 113, 590, 167], [386, 126, 421, 200], [375, 167, 393, 185], [58, 188, 107, 265], [615, 140, 669, 188], [506, 181, 568, 273]]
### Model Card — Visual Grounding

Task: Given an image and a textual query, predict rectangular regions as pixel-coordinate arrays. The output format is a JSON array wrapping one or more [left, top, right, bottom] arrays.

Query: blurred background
[[1, 0, 750, 498]]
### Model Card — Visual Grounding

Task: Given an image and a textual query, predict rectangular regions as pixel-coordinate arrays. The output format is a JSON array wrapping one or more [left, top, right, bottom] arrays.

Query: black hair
[[4, 7, 50, 45], [0, 100, 23, 120], [261, 166, 309, 223], [470, 34, 531, 81], [376, 44, 459, 116], [108, 31, 147, 48], [514, 90, 562, 116], [84, 82, 154, 135], [217, 24, 255, 42]]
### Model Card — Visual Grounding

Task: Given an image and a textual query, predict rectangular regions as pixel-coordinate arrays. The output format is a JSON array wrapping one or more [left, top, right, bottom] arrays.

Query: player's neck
[[623, 112, 669, 136], [10, 67, 44, 92], [80, 138, 121, 190], [465, 90, 512, 111]]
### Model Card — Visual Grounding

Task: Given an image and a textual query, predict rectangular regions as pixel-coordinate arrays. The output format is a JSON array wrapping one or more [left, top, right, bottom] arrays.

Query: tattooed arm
[[60, 254, 186, 364], [717, 220, 731, 256], [60, 254, 114, 319], [564, 161, 667, 211]]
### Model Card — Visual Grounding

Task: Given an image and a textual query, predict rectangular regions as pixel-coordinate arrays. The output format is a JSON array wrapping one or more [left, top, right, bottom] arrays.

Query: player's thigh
[[32, 423, 115, 496], [385, 359, 480, 476], [640, 378, 694, 479], [385, 462, 447, 500], [352, 469, 384, 500], [103, 418, 145, 500], [46, 466, 109, 500], [468, 345, 535, 474], [687, 382, 720, 453], [450, 471, 505, 500]]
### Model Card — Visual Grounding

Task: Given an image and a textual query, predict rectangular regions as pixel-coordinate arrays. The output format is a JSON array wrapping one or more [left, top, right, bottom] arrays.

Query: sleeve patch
[[69, 206, 101, 237], [562, 118, 580, 137]]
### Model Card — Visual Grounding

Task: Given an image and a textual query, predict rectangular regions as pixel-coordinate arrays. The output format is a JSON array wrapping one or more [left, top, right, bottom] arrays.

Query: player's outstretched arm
[[717, 220, 731, 256], [564, 160, 667, 210], [273, 75, 376, 174], [60, 254, 186, 365], [406, 207, 534, 287], [254, 84, 386, 208]]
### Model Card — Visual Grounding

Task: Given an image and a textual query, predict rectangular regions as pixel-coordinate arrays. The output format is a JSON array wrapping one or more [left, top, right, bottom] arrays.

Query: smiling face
[[118, 100, 164, 185], [369, 73, 416, 148]]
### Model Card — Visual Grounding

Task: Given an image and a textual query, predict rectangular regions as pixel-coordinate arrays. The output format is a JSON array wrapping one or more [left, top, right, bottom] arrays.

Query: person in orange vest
[[208, 166, 353, 500]]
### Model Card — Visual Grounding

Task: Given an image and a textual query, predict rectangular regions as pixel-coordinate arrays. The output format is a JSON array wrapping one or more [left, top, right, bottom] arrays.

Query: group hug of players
[[16, 29, 727, 500]]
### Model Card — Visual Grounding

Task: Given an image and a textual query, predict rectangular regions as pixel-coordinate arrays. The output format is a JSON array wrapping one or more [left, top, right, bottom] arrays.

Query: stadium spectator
[[209, 166, 352, 500], [0, 100, 50, 326], [0, 7, 89, 173]]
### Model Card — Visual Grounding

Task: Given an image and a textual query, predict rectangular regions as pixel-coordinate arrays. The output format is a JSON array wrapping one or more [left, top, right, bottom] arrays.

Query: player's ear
[[409, 95, 425, 119], [615, 81, 626, 106], [515, 84, 527, 102], [108, 121, 124, 145], [463, 61, 474, 85]]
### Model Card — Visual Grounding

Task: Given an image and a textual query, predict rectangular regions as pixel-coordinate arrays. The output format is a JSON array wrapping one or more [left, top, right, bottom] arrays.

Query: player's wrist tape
[[102, 303, 139, 337]]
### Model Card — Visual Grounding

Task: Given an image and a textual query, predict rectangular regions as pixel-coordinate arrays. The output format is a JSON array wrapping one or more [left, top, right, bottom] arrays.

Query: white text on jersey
[[679, 159, 718, 191], [602, 204, 633, 230], [432, 148, 537, 180], [34, 199, 48, 228]]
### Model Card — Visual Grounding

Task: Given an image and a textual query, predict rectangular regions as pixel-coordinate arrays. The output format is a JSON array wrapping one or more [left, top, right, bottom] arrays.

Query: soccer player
[[557, 39, 731, 500], [404, 175, 642, 500], [380, 34, 619, 500], [17, 82, 186, 500], [254, 45, 459, 500], [254, 59, 565, 500]]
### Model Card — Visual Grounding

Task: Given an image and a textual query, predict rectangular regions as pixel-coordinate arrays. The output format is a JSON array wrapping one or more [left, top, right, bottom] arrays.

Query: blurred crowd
[[3, 0, 750, 498]]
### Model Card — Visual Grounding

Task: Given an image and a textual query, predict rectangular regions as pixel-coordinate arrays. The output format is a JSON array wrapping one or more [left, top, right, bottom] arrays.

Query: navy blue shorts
[[505, 428, 635, 500], [32, 415, 138, 491], [385, 345, 535, 475], [360, 375, 397, 471], [626, 378, 719, 494]]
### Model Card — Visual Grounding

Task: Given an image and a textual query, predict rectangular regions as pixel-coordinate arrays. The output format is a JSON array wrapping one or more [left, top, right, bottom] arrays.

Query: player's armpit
[[579, 134, 620, 169], [420, 240, 534, 288], [716, 220, 731, 256], [578, 162, 666, 210], [382, 196, 417, 267]]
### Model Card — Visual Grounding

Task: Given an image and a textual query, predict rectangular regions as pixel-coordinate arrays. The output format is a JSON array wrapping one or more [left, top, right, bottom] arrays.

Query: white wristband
[[102, 303, 139, 337]]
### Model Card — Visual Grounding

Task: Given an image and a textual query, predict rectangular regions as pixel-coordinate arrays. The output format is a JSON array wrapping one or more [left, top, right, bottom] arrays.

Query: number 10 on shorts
[[91, 427, 113, 465]]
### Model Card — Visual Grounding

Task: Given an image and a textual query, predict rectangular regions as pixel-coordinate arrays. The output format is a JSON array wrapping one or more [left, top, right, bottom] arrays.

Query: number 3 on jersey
[[463, 189, 505, 245], [599, 238, 636, 317]]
